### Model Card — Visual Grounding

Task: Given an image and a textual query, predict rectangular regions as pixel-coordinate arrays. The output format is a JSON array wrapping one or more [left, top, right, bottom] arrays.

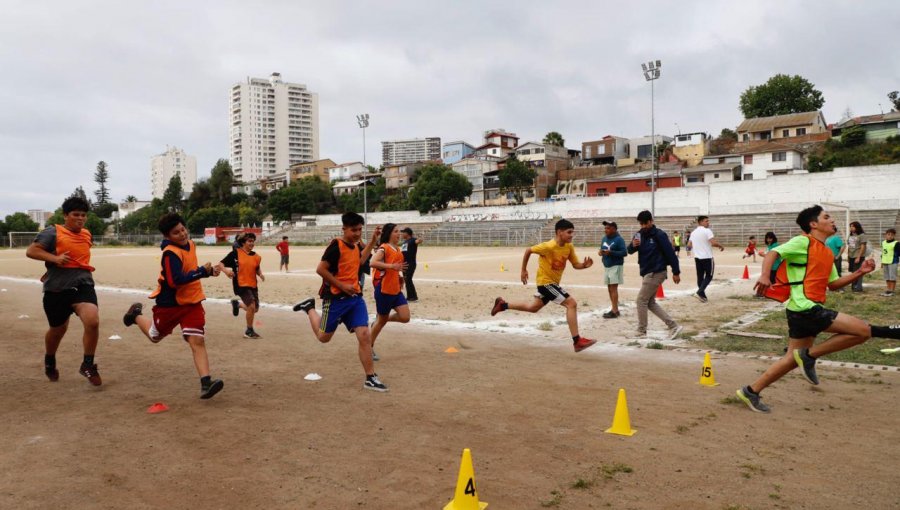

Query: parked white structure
[[328, 161, 367, 182], [381, 137, 441, 166], [118, 200, 153, 219], [151, 146, 197, 199], [229, 72, 319, 184]]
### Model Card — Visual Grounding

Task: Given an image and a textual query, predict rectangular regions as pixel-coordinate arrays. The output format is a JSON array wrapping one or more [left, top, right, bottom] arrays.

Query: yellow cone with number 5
[[699, 352, 719, 386], [444, 448, 488, 510], [604, 388, 636, 436]]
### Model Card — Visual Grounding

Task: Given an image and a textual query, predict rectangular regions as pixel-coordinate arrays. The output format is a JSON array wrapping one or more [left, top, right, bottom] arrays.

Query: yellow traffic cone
[[699, 352, 720, 386], [499, 263, 506, 272], [604, 388, 636, 436], [443, 448, 488, 510], [425, 263, 429, 271]]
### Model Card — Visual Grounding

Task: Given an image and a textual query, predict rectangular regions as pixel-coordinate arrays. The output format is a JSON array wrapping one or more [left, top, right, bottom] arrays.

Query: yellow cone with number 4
[[444, 448, 488, 510], [699, 352, 720, 386], [604, 388, 636, 436]]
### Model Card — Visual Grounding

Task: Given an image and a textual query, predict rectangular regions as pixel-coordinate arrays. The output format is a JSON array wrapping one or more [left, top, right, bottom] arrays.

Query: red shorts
[[150, 303, 205, 340]]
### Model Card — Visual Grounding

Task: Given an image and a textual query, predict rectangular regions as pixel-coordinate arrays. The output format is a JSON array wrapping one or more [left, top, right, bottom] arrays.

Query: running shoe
[[692, 293, 708, 303], [231, 299, 240, 316], [363, 374, 389, 392], [79, 363, 102, 386], [292, 298, 315, 313], [243, 329, 262, 339], [736, 386, 770, 413], [491, 297, 507, 316], [668, 324, 684, 340], [372, 350, 380, 361], [123, 302, 143, 327], [792, 348, 819, 385], [602, 310, 620, 319], [45, 365, 59, 382], [573, 337, 597, 352], [201, 379, 224, 399]]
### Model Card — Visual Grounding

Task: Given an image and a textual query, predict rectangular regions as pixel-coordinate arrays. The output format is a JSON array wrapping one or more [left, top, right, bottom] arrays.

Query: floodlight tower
[[641, 60, 662, 216], [357, 113, 370, 235]]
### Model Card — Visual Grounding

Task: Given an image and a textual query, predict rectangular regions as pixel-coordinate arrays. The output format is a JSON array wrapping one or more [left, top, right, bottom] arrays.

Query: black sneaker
[[231, 299, 240, 317], [792, 348, 819, 385], [123, 302, 143, 327], [363, 374, 389, 392], [79, 363, 102, 386], [45, 365, 59, 382], [201, 379, 224, 399], [602, 310, 620, 319], [243, 329, 262, 339], [736, 386, 770, 413], [293, 298, 315, 313]]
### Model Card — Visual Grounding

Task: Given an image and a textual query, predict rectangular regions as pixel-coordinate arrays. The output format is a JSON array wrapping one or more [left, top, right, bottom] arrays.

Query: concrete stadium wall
[[309, 164, 900, 224]]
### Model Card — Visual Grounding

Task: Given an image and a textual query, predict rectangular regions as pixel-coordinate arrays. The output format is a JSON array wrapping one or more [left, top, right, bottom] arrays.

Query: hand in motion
[[520, 269, 529, 285], [55, 251, 71, 265]]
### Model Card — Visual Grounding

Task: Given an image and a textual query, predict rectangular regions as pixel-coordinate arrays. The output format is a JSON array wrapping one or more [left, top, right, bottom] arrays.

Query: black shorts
[[535, 284, 570, 305], [280, 254, 289, 265], [43, 284, 98, 328], [786, 306, 838, 339], [674, 246, 681, 252], [236, 286, 259, 308]]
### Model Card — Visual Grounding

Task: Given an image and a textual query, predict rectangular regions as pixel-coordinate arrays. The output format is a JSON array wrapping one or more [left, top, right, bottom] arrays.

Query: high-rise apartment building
[[381, 137, 440, 166], [151, 146, 197, 199], [229, 72, 319, 183]]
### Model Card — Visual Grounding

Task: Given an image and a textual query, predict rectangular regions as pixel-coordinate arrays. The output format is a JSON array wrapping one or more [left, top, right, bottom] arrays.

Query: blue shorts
[[374, 285, 408, 316], [320, 295, 369, 334]]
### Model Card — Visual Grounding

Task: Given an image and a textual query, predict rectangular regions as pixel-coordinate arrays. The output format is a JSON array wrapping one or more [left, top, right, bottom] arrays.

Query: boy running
[[276, 236, 290, 272], [122, 213, 225, 399], [26, 196, 102, 385], [881, 228, 899, 297], [738, 205, 900, 413], [491, 219, 597, 352], [220, 232, 265, 338], [742, 235, 758, 262], [368, 223, 410, 361], [292, 213, 387, 392]]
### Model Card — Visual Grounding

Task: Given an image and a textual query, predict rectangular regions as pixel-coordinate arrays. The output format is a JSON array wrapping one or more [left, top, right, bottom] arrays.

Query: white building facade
[[229, 73, 319, 184], [737, 146, 806, 180], [151, 146, 197, 199], [328, 162, 367, 182], [381, 137, 441, 166]]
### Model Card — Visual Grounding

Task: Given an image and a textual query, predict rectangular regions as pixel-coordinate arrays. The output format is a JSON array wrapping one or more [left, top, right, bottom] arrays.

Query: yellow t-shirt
[[530, 240, 579, 286]]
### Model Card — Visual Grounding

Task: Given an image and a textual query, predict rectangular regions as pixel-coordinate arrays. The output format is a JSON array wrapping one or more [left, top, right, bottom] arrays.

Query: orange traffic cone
[[655, 284, 665, 299], [147, 402, 169, 414], [741, 265, 750, 279]]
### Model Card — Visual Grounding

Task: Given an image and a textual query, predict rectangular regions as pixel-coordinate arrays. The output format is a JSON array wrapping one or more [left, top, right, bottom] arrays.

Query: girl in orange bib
[[369, 223, 411, 361]]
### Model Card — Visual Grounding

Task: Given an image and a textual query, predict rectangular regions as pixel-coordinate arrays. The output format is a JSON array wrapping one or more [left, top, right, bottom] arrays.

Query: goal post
[[8, 232, 40, 249]]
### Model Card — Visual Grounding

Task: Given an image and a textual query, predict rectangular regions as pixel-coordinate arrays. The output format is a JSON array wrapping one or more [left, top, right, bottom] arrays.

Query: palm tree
[[543, 131, 565, 147]]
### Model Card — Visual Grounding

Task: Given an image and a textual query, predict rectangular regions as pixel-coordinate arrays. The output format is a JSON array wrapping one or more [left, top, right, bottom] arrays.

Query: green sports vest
[[882, 240, 898, 264]]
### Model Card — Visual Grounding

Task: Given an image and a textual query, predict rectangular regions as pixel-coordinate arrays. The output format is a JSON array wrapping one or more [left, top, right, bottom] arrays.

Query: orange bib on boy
[[372, 243, 403, 295], [54, 225, 95, 272], [236, 249, 262, 288], [327, 239, 361, 297], [765, 235, 833, 304], [149, 241, 206, 305]]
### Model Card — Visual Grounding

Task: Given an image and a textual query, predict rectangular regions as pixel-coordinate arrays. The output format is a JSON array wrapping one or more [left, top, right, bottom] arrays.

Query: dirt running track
[[0, 246, 897, 509]]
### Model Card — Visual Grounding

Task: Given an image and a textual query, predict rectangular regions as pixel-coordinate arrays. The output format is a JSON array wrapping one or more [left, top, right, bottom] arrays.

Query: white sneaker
[[668, 325, 684, 340]]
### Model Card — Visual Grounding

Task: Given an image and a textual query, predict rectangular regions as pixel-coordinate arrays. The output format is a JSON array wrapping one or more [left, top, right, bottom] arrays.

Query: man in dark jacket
[[626, 210, 683, 339]]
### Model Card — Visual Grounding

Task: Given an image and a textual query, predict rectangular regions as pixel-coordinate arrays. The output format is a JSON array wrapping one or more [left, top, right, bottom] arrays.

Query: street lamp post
[[641, 60, 662, 216], [357, 113, 370, 235]]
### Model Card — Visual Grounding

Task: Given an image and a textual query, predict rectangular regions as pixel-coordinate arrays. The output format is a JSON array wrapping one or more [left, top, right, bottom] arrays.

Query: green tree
[[186, 206, 239, 234], [93, 202, 118, 219], [709, 128, 739, 155], [208, 159, 234, 204], [119, 199, 166, 234], [407, 163, 473, 213], [125, 195, 137, 202], [498, 157, 537, 205], [187, 180, 213, 213], [70, 186, 91, 204], [840, 125, 867, 148], [543, 131, 565, 147], [93, 161, 111, 205], [84, 212, 107, 236], [162, 175, 184, 212], [237, 205, 261, 226], [266, 176, 333, 221], [888, 91, 900, 111], [378, 194, 409, 212], [739, 74, 825, 118], [3, 212, 39, 233]]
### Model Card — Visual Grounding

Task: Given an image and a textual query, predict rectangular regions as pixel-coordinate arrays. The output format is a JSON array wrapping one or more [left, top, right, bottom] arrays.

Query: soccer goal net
[[8, 232, 40, 248]]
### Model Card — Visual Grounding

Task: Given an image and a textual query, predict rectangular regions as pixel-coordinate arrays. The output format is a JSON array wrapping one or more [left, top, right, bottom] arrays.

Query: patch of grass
[[498, 322, 508, 327], [571, 478, 593, 489], [739, 463, 766, 479], [536, 321, 553, 331], [675, 425, 689, 434], [720, 395, 743, 405], [600, 462, 633, 479], [769, 493, 781, 500], [540, 490, 563, 507], [626, 341, 641, 347], [646, 341, 665, 350]]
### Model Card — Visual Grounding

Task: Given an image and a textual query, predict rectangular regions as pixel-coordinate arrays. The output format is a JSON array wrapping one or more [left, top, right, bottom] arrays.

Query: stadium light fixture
[[357, 113, 369, 236], [642, 59, 662, 216]]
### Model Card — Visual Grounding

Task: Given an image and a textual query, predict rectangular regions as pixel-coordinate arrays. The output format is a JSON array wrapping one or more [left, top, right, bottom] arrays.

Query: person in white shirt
[[687, 215, 724, 303]]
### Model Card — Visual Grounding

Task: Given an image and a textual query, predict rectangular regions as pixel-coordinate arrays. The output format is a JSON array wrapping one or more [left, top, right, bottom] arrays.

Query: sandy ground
[[0, 245, 897, 509]]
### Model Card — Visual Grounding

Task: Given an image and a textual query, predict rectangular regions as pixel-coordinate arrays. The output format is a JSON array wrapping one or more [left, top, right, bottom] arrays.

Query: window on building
[[713, 173, 719, 178], [760, 132, 771, 140], [743, 173, 753, 180], [743, 154, 753, 164], [596, 188, 608, 196], [782, 129, 790, 137], [616, 187, 627, 193], [742, 134, 749, 142], [772, 151, 787, 162], [687, 175, 704, 183], [584, 146, 592, 159], [796, 128, 807, 136], [598, 145, 606, 155]]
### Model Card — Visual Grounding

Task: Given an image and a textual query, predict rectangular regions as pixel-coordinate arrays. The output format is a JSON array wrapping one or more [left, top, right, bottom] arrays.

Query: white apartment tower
[[381, 137, 441, 166], [151, 146, 197, 199], [229, 73, 319, 183]]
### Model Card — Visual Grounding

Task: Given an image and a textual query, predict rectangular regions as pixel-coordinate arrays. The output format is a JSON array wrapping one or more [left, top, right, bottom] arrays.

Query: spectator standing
[[846, 221, 868, 292], [687, 216, 724, 303]]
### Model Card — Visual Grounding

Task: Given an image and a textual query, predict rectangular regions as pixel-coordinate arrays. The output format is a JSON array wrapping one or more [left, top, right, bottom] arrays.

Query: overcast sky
[[1, 0, 898, 217]]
